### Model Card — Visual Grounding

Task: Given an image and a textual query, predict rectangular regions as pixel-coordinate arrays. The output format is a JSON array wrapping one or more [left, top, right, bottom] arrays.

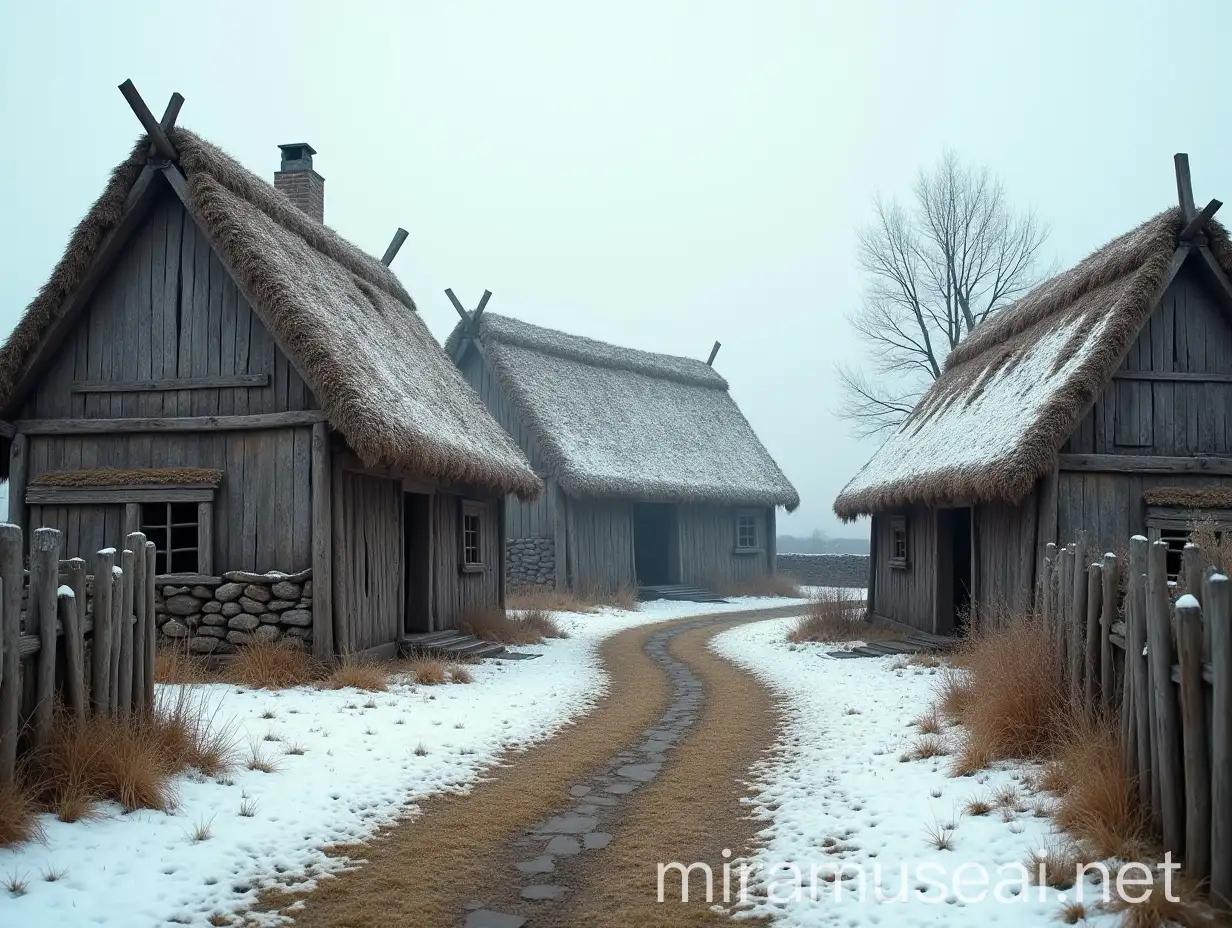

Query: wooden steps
[[827, 630, 959, 660], [637, 584, 729, 604], [399, 630, 506, 660]]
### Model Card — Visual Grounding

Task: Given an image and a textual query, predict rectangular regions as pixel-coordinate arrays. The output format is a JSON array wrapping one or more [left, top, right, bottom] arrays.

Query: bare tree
[[838, 151, 1050, 437]]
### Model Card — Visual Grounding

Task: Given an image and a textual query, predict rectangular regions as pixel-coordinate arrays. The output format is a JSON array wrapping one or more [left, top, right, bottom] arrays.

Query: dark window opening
[[141, 501, 200, 575], [1159, 528, 1190, 584], [889, 515, 909, 568], [460, 500, 486, 572], [736, 513, 758, 551]]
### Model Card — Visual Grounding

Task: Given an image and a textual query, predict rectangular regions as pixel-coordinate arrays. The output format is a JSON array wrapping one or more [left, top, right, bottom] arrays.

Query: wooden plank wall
[[677, 504, 770, 585], [1066, 264, 1232, 457], [24, 429, 313, 574], [870, 507, 936, 632], [22, 191, 316, 421], [974, 493, 1038, 626], [432, 492, 501, 629], [567, 497, 635, 592], [456, 351, 552, 540], [331, 469, 403, 653]]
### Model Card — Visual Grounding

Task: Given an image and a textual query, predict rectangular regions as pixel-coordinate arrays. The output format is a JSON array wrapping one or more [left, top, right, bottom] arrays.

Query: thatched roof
[[447, 313, 799, 510], [31, 468, 223, 488], [834, 208, 1232, 521], [0, 130, 539, 499]]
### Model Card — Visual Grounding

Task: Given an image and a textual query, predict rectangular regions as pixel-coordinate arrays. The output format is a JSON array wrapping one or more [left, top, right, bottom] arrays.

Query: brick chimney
[[274, 142, 324, 223]]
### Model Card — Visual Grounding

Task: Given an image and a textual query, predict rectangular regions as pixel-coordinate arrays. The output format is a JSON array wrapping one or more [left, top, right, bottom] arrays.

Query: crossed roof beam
[[1174, 153, 1222, 243]]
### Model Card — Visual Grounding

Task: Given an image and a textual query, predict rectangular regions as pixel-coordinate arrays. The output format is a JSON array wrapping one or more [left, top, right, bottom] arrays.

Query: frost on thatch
[[0, 129, 540, 501], [446, 313, 799, 510], [834, 208, 1232, 520]]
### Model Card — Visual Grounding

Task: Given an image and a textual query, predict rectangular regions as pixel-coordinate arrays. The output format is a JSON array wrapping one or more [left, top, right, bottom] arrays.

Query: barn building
[[834, 156, 1232, 636], [446, 311, 799, 596], [0, 88, 539, 660]]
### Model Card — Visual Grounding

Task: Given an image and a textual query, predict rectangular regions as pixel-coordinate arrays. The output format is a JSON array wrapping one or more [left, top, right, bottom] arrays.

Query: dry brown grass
[[0, 780, 40, 848], [155, 643, 215, 684], [517, 608, 567, 640], [402, 658, 448, 686], [944, 615, 1065, 773], [1104, 868, 1223, 927], [505, 584, 639, 613], [320, 654, 389, 692], [787, 587, 893, 644], [224, 639, 320, 689], [448, 664, 473, 684], [709, 573, 804, 598], [459, 606, 566, 645]]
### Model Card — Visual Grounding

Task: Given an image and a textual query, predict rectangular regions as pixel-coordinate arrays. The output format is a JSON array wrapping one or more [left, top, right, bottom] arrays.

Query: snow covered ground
[[712, 618, 1119, 927], [0, 594, 802, 927]]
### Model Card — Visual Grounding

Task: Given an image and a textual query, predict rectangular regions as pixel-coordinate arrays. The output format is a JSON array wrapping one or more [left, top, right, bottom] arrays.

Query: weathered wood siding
[[565, 496, 635, 592], [432, 492, 501, 630], [22, 191, 316, 422], [1066, 262, 1232, 457], [973, 494, 1038, 624], [870, 507, 935, 632], [331, 468, 403, 653], [677, 504, 771, 585], [24, 428, 313, 572]]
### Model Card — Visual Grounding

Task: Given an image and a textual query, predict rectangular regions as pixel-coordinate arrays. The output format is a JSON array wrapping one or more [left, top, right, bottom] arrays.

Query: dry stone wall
[[155, 568, 313, 655], [776, 553, 868, 589], [506, 536, 555, 589]]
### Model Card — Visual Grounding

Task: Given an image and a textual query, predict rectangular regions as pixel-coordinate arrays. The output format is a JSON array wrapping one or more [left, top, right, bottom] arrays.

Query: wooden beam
[[16, 410, 325, 434], [71, 374, 270, 393], [1059, 453, 1232, 476], [118, 79, 178, 162], [26, 486, 214, 505], [1113, 370, 1232, 384], [445, 288, 469, 322], [1198, 246, 1232, 308], [1176, 153, 1196, 221], [707, 341, 721, 366], [7, 170, 163, 414], [0, 421, 13, 440], [141, 92, 185, 164], [6, 434, 27, 535], [472, 290, 492, 327], [380, 228, 408, 266], [311, 421, 334, 660], [1180, 198, 1222, 242]]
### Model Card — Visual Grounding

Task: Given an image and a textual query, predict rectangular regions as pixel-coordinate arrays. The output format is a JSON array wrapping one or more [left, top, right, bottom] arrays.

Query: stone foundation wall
[[506, 537, 555, 589], [156, 568, 313, 655], [776, 553, 869, 589]]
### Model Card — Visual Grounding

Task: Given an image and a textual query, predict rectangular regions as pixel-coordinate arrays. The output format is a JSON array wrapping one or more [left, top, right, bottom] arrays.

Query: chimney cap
[[278, 142, 317, 172]]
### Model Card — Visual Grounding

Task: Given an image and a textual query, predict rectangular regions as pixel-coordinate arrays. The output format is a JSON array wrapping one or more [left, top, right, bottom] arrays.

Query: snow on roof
[[835, 208, 1232, 520], [0, 130, 539, 501], [447, 313, 799, 510]]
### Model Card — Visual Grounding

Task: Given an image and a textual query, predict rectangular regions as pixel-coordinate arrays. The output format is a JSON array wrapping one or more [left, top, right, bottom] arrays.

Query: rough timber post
[[144, 541, 156, 709], [0, 524, 20, 782], [1057, 547, 1072, 687], [109, 565, 125, 712], [311, 421, 334, 660], [1100, 552, 1117, 707], [1147, 539, 1184, 854], [1070, 543, 1088, 699], [63, 558, 88, 721], [30, 527, 62, 747], [91, 547, 116, 714], [129, 534, 148, 714], [1209, 572, 1232, 908], [1129, 535, 1152, 809], [1084, 562, 1101, 708], [117, 547, 136, 717], [1175, 590, 1210, 881]]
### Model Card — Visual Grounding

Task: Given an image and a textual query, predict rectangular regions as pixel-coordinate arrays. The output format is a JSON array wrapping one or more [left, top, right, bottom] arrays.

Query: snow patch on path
[[711, 618, 1116, 927], [0, 595, 802, 927]]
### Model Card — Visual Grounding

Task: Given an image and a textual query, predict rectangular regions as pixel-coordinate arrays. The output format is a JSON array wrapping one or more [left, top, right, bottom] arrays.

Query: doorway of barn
[[951, 506, 973, 634], [633, 503, 678, 586], [404, 492, 432, 632], [935, 506, 973, 636]]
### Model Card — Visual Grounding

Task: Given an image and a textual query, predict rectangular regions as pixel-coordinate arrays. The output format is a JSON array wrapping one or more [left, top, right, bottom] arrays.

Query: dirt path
[[250, 606, 799, 927]]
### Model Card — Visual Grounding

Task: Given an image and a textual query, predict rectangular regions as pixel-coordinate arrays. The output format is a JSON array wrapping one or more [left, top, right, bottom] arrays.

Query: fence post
[[30, 527, 61, 747], [1058, 547, 1072, 687], [0, 524, 20, 784], [1085, 562, 1102, 709], [61, 562, 87, 722], [1101, 552, 1117, 707], [67, 559, 88, 719], [144, 541, 156, 709], [91, 547, 116, 714], [1209, 569, 1232, 910], [117, 548, 136, 718], [1070, 544, 1088, 699], [108, 564, 124, 712], [1176, 590, 1210, 882], [1148, 538, 1185, 854], [128, 534, 147, 713], [1129, 535, 1152, 811], [1044, 542, 1057, 632]]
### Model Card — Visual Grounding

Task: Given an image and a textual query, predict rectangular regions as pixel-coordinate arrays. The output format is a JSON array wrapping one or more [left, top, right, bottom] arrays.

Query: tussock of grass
[[909, 735, 949, 760], [1104, 868, 1222, 927], [506, 585, 638, 613], [155, 643, 214, 684], [1028, 840, 1083, 889], [448, 664, 473, 684], [460, 606, 566, 645], [913, 709, 943, 735], [224, 640, 320, 689], [402, 658, 448, 686], [710, 574, 804, 598], [787, 587, 888, 644], [320, 655, 388, 692], [0, 781, 40, 849]]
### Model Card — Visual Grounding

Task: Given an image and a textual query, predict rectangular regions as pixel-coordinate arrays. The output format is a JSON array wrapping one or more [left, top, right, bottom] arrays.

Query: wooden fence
[[1040, 534, 1232, 907], [0, 523, 157, 784]]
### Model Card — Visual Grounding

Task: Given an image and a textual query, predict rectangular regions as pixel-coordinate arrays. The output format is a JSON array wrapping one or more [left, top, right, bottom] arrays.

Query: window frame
[[888, 515, 910, 569], [1145, 504, 1232, 584], [734, 510, 761, 555], [459, 499, 487, 573], [140, 500, 207, 577]]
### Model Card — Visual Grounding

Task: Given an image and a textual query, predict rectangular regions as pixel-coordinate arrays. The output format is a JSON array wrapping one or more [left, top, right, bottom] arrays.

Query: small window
[[141, 501, 200, 575], [1157, 528, 1188, 583], [735, 512, 759, 552], [460, 500, 486, 572], [889, 515, 909, 569]]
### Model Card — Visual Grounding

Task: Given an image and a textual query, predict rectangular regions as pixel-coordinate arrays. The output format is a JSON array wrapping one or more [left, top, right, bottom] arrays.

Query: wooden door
[[332, 469, 403, 655]]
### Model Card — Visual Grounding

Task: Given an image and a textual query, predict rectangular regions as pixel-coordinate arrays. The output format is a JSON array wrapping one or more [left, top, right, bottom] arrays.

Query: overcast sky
[[2, 1, 1229, 537]]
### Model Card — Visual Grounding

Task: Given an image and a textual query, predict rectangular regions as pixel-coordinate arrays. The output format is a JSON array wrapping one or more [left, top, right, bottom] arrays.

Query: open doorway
[[403, 492, 432, 632], [951, 507, 972, 634], [633, 503, 677, 586], [935, 506, 973, 636]]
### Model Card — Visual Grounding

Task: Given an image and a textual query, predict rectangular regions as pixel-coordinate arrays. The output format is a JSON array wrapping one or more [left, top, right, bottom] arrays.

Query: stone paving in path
[[463, 617, 718, 928]]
